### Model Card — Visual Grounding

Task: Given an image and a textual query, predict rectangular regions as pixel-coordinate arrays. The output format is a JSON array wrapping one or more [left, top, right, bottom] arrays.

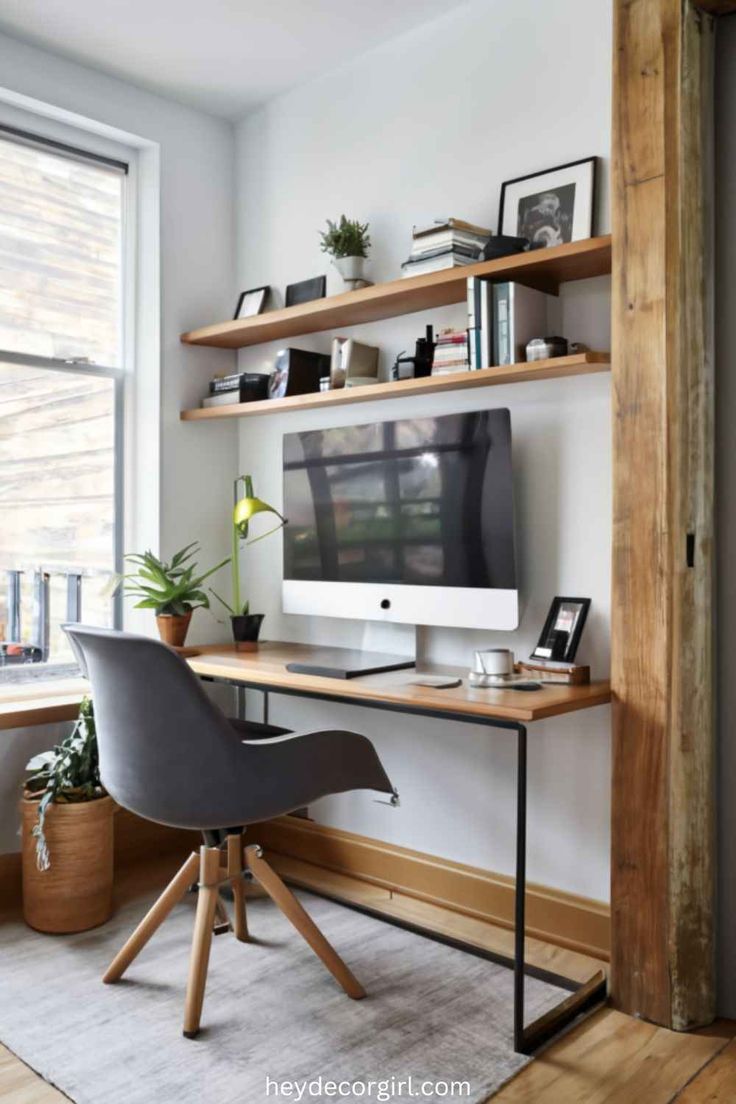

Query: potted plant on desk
[[121, 543, 229, 647], [21, 697, 115, 933], [212, 475, 287, 650]]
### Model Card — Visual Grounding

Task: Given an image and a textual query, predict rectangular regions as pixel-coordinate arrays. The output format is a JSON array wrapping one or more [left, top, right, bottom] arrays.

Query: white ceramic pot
[[335, 256, 366, 281]]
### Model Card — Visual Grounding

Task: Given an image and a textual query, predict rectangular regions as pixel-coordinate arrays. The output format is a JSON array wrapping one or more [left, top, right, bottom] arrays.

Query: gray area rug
[[0, 888, 564, 1103]]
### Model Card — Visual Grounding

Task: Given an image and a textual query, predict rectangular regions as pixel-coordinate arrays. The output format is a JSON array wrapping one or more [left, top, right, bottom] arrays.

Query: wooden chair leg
[[227, 833, 249, 942], [183, 845, 221, 1038], [214, 894, 231, 933], [103, 851, 200, 984], [245, 844, 365, 1000]]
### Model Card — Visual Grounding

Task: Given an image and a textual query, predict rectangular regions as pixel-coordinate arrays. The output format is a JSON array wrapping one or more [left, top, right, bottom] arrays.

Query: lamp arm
[[245, 518, 287, 546], [231, 521, 241, 614], [232, 475, 246, 615]]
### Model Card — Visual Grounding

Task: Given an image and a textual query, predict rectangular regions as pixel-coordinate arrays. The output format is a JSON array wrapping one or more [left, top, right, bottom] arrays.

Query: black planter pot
[[230, 613, 264, 651]]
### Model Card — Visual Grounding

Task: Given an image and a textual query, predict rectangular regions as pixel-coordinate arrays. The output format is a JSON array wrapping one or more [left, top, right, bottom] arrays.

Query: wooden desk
[[189, 641, 610, 1053], [189, 642, 610, 723]]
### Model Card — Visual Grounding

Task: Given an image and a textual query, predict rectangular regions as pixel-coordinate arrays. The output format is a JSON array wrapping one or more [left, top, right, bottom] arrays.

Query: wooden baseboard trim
[[255, 816, 610, 962], [2, 807, 610, 963], [0, 852, 20, 906]]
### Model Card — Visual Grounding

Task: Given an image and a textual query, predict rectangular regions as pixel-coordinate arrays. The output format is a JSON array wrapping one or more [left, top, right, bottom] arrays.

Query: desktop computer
[[282, 408, 518, 645]]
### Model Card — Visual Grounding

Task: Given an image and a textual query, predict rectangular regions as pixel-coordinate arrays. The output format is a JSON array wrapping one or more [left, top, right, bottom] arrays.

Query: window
[[0, 127, 128, 680]]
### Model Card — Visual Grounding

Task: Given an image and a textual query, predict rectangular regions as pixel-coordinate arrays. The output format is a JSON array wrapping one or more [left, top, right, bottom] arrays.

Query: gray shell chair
[[63, 625, 397, 1037]]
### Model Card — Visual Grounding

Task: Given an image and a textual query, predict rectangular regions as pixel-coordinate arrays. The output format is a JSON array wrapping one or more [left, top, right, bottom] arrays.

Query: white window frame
[[0, 92, 161, 659]]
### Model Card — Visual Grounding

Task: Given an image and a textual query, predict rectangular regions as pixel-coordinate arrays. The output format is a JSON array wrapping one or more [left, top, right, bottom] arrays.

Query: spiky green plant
[[121, 543, 229, 616], [319, 215, 371, 259], [25, 697, 102, 871]]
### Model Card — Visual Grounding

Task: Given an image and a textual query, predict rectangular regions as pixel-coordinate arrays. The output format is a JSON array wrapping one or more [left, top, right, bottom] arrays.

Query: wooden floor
[[1, 846, 734, 1104]]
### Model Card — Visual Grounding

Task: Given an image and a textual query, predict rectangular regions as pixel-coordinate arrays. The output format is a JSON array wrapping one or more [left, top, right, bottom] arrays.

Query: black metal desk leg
[[513, 720, 607, 1055], [513, 724, 527, 1052], [236, 686, 246, 721]]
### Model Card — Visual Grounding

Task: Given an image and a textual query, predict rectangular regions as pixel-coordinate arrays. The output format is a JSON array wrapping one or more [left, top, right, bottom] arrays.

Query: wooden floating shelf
[[180, 352, 610, 421], [181, 235, 612, 350]]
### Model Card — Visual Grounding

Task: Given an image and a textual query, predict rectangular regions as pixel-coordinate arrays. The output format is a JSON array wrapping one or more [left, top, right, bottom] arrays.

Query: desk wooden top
[[189, 642, 611, 724]]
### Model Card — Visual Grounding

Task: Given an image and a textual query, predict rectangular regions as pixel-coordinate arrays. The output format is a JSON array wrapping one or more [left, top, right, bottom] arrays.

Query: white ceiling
[[0, 0, 468, 119]]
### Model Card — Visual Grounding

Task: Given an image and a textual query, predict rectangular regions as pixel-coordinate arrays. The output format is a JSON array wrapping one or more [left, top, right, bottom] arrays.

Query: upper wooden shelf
[[181, 235, 612, 350]]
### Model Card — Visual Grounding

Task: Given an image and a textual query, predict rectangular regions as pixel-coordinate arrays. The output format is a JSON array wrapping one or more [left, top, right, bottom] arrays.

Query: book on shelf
[[467, 276, 494, 369], [202, 372, 270, 406], [433, 331, 468, 345], [401, 251, 478, 278], [402, 217, 492, 278], [209, 372, 252, 394], [412, 217, 492, 239], [433, 346, 469, 361], [432, 328, 470, 374], [466, 276, 552, 368], [491, 282, 549, 365], [408, 240, 483, 262]]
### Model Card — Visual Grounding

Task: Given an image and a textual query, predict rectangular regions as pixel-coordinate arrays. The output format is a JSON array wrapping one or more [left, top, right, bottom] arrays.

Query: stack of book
[[431, 328, 470, 375], [202, 371, 269, 408], [401, 218, 492, 278]]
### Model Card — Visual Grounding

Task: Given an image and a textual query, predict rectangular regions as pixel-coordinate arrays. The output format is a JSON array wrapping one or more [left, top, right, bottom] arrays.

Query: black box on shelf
[[269, 348, 331, 399]]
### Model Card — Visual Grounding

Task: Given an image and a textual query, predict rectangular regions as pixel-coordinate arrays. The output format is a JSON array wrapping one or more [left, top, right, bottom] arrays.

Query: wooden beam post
[[611, 0, 715, 1028]]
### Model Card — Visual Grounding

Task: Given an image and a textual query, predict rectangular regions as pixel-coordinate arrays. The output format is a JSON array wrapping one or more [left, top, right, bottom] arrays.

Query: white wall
[[234, 0, 613, 900], [715, 12, 736, 1020], [0, 31, 238, 852]]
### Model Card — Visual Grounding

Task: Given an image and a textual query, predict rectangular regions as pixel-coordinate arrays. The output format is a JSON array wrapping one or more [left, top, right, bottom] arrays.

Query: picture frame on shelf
[[530, 596, 591, 664], [233, 286, 270, 320], [498, 157, 597, 247]]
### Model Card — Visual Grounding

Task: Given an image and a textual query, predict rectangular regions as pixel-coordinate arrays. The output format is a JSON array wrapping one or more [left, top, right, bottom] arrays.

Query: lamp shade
[[232, 475, 285, 540], [233, 495, 283, 538]]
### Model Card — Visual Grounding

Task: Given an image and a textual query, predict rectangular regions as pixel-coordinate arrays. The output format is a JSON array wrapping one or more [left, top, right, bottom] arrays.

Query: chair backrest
[[63, 625, 242, 828]]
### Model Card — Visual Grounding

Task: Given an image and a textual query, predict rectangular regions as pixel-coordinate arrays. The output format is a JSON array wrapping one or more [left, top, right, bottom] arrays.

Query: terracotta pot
[[156, 610, 192, 647], [21, 793, 115, 933], [231, 613, 264, 652]]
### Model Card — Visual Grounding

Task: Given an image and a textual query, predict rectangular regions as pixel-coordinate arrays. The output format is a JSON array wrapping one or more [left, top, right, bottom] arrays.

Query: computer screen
[[283, 409, 515, 592]]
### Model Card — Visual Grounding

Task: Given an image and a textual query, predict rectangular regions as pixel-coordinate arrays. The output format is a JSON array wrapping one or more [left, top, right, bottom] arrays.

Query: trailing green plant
[[25, 697, 103, 871], [120, 542, 229, 616], [319, 215, 371, 259], [211, 475, 286, 617]]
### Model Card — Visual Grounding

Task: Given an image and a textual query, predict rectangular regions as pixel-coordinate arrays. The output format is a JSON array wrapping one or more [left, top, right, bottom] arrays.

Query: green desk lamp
[[214, 474, 287, 648]]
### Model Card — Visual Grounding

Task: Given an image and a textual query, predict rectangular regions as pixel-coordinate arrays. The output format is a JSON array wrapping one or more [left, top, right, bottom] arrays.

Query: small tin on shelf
[[525, 336, 568, 361]]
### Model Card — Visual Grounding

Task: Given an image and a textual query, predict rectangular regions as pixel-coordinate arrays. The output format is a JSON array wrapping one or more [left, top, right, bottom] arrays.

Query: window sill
[[0, 678, 88, 731]]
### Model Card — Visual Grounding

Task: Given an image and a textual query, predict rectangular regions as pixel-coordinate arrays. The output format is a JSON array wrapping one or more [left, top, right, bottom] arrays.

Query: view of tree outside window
[[0, 132, 126, 679]]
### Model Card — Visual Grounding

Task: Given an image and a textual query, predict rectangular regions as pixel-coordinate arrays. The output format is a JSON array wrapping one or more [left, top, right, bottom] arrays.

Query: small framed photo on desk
[[530, 596, 591, 664]]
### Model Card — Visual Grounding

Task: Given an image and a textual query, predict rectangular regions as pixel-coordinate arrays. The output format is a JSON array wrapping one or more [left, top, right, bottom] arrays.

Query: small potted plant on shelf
[[211, 475, 287, 650], [121, 542, 229, 648], [319, 215, 371, 284], [22, 697, 115, 933]]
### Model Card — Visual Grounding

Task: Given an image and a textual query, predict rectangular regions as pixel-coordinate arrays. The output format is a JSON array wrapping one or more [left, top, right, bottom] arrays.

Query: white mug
[[473, 648, 515, 677]]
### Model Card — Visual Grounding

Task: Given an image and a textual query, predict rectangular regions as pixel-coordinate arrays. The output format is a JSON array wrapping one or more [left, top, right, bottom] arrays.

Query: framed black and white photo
[[233, 286, 269, 320], [498, 157, 597, 247], [530, 596, 591, 664]]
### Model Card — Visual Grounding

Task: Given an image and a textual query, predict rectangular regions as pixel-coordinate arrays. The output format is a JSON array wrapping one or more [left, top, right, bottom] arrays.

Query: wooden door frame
[[611, 0, 724, 1028]]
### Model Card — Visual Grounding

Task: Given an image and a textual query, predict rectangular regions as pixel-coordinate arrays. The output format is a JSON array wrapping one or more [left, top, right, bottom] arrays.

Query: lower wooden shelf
[[180, 352, 610, 421]]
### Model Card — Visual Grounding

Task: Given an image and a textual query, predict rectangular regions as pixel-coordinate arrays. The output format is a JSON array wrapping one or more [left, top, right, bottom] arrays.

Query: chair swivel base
[[102, 832, 365, 1038]]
